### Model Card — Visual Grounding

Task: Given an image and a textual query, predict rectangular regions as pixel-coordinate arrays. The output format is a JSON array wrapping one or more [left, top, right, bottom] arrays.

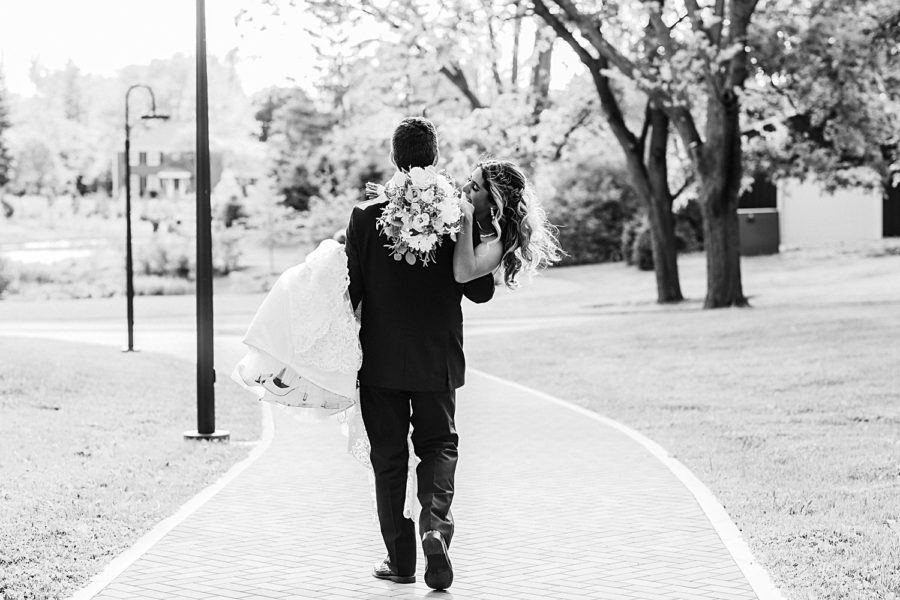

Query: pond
[[0, 239, 110, 264]]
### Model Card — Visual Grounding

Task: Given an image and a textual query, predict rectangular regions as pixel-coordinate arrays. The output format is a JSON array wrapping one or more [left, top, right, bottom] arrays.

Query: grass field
[[465, 245, 900, 600], [0, 338, 262, 600]]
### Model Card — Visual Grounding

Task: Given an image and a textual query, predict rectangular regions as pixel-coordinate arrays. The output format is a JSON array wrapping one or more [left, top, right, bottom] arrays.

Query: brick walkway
[[4, 324, 779, 600]]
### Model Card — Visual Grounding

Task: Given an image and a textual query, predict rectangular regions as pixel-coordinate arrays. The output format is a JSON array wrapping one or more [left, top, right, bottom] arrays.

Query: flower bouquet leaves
[[368, 166, 464, 267]]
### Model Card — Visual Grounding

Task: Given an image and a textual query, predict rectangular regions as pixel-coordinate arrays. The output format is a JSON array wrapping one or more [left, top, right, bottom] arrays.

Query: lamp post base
[[121, 347, 140, 353], [183, 430, 230, 442]]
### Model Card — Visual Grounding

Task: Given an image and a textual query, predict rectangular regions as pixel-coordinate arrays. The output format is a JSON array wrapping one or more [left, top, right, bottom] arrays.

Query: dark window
[[740, 174, 777, 209]]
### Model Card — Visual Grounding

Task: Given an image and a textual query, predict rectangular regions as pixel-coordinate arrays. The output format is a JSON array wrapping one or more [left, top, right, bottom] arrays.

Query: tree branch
[[711, 0, 725, 46], [683, 0, 712, 39], [438, 64, 484, 110], [671, 175, 694, 202], [669, 12, 690, 30], [485, 4, 505, 93], [668, 106, 704, 170], [639, 100, 652, 154], [533, 0, 639, 151], [548, 0, 641, 79], [724, 0, 760, 91], [552, 103, 594, 160]]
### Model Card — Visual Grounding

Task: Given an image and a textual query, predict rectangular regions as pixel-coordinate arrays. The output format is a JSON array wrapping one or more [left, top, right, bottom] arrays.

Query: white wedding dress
[[231, 239, 420, 520]]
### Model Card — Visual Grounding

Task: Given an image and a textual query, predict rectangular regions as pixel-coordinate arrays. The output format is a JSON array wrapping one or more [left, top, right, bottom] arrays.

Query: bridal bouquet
[[369, 166, 464, 266]]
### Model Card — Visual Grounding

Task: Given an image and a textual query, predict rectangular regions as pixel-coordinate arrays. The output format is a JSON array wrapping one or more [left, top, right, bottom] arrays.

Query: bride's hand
[[460, 198, 475, 224]]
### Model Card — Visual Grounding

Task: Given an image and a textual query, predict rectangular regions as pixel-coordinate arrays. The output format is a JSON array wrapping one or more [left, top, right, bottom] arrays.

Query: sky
[[0, 1, 580, 99], [0, 0, 317, 96]]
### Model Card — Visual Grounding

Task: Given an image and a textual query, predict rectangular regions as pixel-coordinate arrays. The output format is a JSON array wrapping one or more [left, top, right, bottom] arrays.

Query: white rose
[[439, 198, 462, 223], [389, 171, 407, 187], [409, 167, 436, 188], [436, 175, 455, 195], [420, 188, 435, 204], [414, 213, 430, 229]]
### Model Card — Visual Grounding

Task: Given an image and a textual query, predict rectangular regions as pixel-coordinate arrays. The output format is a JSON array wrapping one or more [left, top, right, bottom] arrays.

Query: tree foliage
[[0, 68, 12, 191], [746, 0, 900, 191]]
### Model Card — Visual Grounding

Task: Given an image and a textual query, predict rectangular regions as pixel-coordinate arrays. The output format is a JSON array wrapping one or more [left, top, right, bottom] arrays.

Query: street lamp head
[[141, 113, 171, 121]]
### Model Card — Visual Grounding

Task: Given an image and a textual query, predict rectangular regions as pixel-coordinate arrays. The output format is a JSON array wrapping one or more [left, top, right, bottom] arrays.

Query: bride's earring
[[490, 206, 498, 222]]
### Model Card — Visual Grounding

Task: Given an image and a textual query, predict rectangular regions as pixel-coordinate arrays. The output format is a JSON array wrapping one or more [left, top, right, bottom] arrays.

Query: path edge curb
[[66, 402, 276, 600], [469, 368, 786, 600]]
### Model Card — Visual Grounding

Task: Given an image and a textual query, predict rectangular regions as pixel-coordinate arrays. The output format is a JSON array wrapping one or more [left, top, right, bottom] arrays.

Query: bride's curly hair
[[477, 159, 564, 288]]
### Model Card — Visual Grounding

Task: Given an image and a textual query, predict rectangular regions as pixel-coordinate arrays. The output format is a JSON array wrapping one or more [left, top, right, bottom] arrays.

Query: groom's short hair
[[392, 117, 439, 171]]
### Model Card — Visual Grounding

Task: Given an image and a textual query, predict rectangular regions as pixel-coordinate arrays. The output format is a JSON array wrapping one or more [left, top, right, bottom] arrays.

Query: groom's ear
[[432, 150, 440, 166], [390, 151, 397, 169]]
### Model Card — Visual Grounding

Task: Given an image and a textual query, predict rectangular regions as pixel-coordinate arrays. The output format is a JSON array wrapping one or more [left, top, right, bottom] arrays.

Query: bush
[[0, 257, 14, 297], [541, 159, 641, 265], [674, 199, 704, 253], [138, 231, 194, 278], [622, 216, 655, 270], [136, 225, 244, 279], [212, 225, 244, 275]]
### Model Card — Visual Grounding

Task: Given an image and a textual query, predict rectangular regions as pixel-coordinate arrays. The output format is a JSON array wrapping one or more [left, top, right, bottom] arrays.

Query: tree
[[746, 0, 900, 195], [533, 0, 685, 303], [259, 87, 337, 211], [535, 0, 767, 308]]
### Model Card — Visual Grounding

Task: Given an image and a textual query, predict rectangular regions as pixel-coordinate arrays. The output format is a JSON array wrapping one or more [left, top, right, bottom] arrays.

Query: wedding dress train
[[231, 239, 420, 520]]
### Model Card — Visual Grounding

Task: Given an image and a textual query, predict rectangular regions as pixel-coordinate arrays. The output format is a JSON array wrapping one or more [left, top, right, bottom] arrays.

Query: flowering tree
[[746, 0, 900, 194], [534, 0, 764, 308]]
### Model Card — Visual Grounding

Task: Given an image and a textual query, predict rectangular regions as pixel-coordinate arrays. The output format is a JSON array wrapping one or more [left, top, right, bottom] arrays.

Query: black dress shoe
[[422, 530, 453, 590], [373, 557, 415, 584]]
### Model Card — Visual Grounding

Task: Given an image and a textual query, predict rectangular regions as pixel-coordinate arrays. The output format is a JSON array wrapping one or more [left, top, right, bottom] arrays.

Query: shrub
[[541, 159, 641, 265], [136, 224, 245, 280], [0, 257, 14, 297], [134, 276, 194, 296], [212, 224, 244, 275], [137, 231, 194, 279], [621, 216, 655, 271], [674, 199, 704, 253]]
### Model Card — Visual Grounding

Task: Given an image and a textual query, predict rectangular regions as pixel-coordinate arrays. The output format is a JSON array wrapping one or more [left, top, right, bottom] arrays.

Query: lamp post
[[184, 0, 229, 442], [123, 85, 169, 352]]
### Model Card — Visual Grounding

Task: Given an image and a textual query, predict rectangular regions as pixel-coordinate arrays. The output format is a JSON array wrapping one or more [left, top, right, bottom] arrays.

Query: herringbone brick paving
[[85, 348, 760, 600], [2, 324, 767, 599]]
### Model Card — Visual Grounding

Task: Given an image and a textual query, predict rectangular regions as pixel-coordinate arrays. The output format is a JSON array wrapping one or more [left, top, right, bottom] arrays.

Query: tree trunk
[[700, 96, 748, 308], [510, 1, 523, 87], [699, 181, 746, 307], [645, 107, 683, 302], [529, 24, 553, 119], [622, 140, 683, 302]]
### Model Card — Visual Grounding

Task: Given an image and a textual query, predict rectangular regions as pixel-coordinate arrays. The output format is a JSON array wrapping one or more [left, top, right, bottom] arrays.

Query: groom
[[344, 117, 495, 590]]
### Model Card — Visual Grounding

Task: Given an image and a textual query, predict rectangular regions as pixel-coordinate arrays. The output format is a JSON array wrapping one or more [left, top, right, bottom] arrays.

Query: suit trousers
[[359, 384, 458, 576]]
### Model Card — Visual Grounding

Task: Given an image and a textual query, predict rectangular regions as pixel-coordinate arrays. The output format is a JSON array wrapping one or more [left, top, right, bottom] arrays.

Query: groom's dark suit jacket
[[345, 199, 495, 392]]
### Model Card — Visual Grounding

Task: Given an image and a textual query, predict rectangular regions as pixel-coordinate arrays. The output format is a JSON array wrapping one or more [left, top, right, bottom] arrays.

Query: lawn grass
[[465, 248, 900, 600], [0, 337, 262, 600]]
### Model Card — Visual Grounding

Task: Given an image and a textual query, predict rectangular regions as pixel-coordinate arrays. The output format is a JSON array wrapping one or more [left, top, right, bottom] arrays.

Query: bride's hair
[[477, 159, 563, 288]]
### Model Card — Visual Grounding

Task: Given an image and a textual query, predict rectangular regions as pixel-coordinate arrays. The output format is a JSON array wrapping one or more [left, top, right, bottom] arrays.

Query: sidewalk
[[3, 324, 780, 600]]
